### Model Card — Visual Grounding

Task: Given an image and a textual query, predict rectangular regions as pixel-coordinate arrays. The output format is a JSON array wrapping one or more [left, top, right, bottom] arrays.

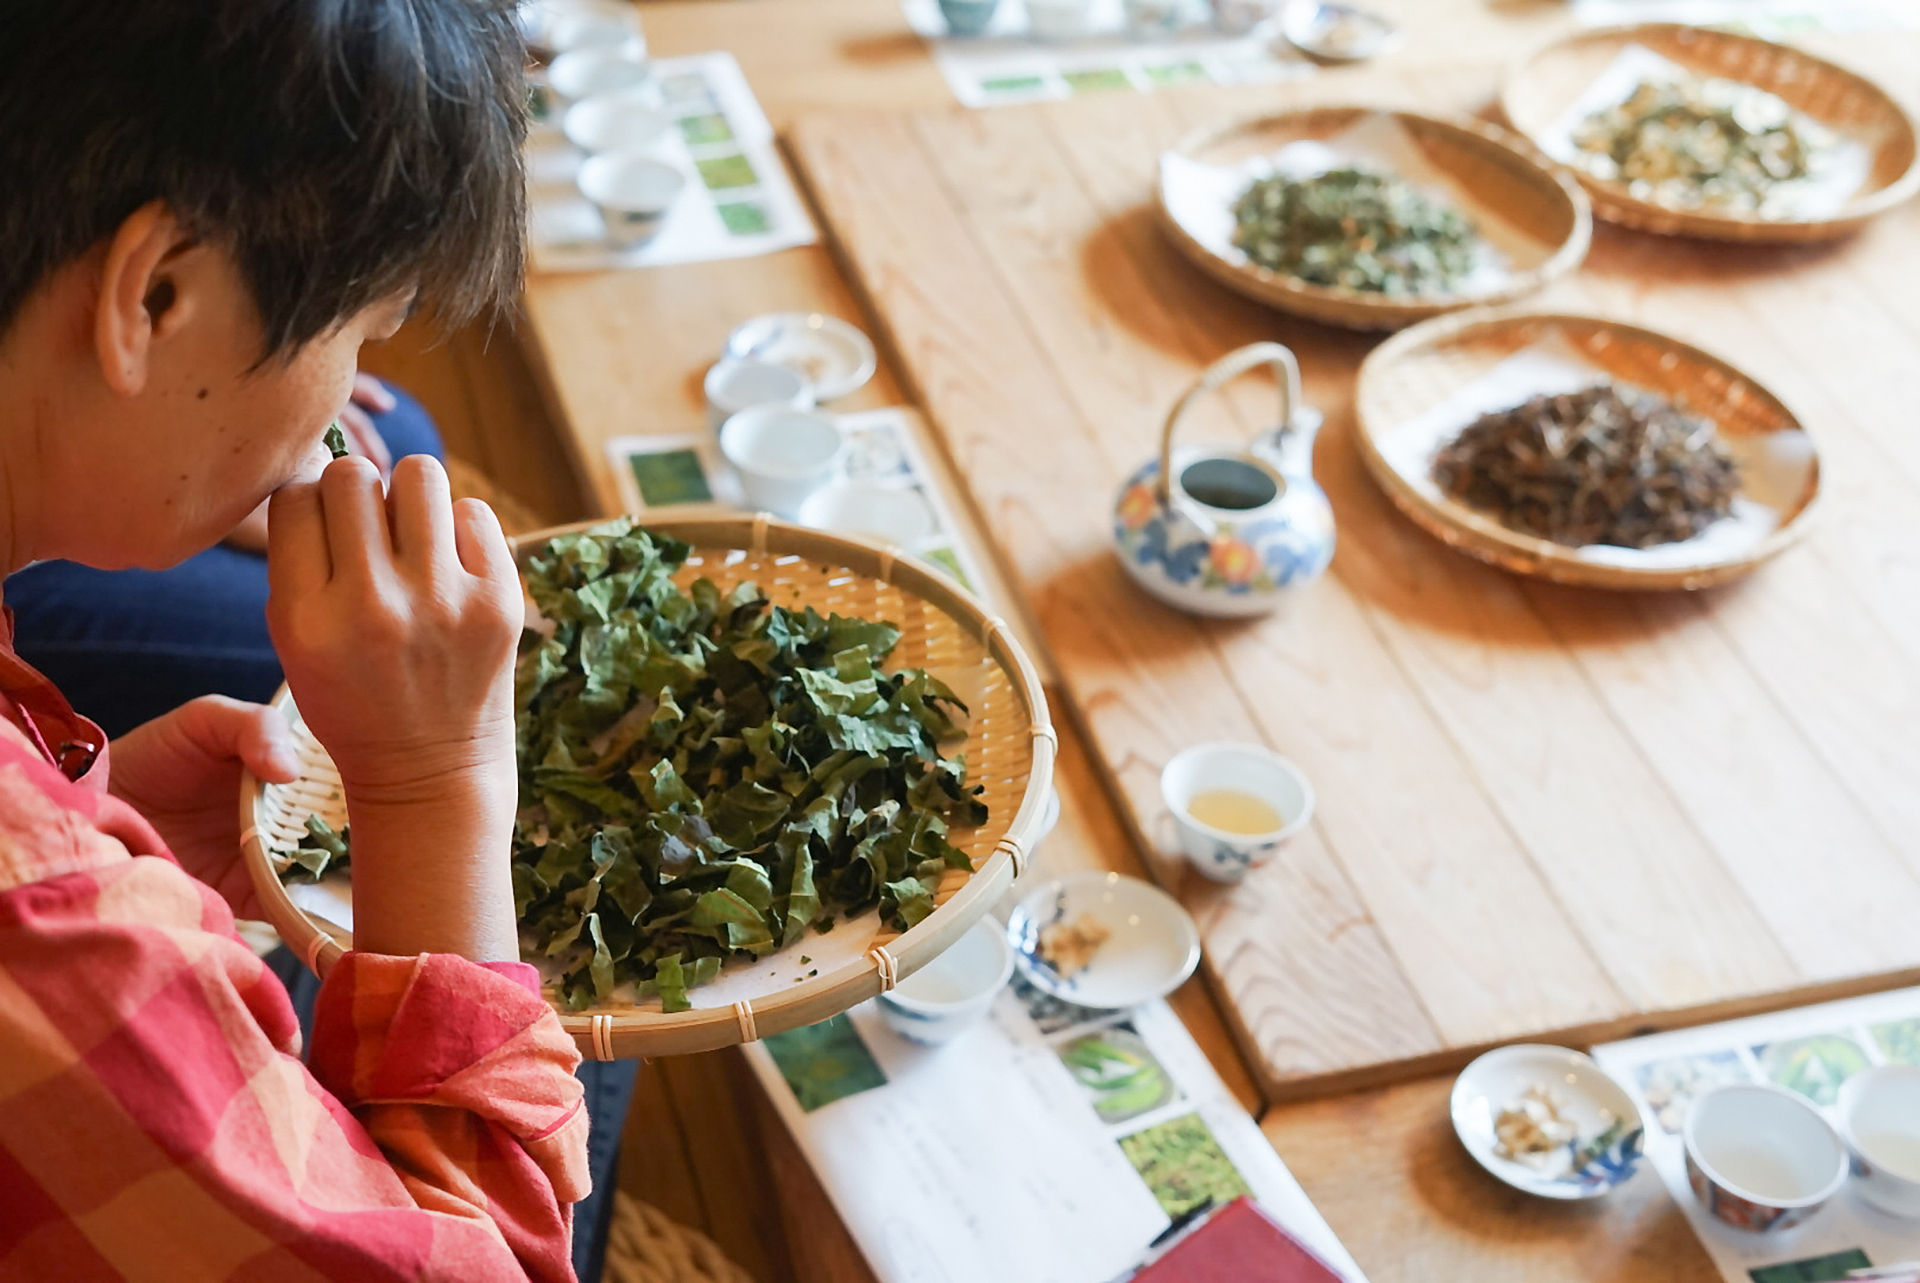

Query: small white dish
[[563, 93, 669, 154], [527, 0, 645, 55], [797, 481, 935, 549], [877, 919, 1014, 1046], [577, 152, 684, 249], [1006, 871, 1200, 1010], [1452, 1044, 1646, 1201], [1838, 1066, 1920, 1219], [718, 406, 846, 517], [725, 313, 877, 402], [704, 358, 813, 430], [547, 47, 650, 104], [1161, 742, 1313, 883], [1279, 1, 1401, 64], [1685, 1083, 1849, 1233]]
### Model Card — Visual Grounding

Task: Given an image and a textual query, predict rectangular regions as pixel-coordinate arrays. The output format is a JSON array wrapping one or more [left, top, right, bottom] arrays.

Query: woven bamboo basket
[[1501, 24, 1920, 242], [1156, 105, 1591, 332], [1354, 309, 1821, 591], [239, 514, 1056, 1060]]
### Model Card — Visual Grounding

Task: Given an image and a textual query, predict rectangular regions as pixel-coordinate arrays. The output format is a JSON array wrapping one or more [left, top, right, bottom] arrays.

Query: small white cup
[[877, 920, 1013, 1046], [704, 359, 812, 430], [541, 0, 644, 54], [1838, 1065, 1920, 1218], [563, 92, 669, 154], [1160, 742, 1313, 883], [1025, 0, 1097, 39], [577, 153, 684, 249], [1684, 1083, 1849, 1233], [719, 407, 846, 517], [797, 481, 936, 549], [547, 47, 649, 104]]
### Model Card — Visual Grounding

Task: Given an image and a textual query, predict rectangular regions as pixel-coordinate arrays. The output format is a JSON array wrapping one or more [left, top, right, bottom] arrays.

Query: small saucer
[[725, 313, 877, 402], [1279, 2, 1401, 64], [1006, 871, 1200, 1010], [1451, 1044, 1646, 1200]]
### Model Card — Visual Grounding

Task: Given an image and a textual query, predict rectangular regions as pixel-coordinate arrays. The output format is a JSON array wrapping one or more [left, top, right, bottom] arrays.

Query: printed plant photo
[[762, 1015, 889, 1113], [1118, 1113, 1251, 1219], [1057, 1024, 1183, 1125], [696, 153, 759, 191], [1636, 1050, 1749, 1134], [1747, 1248, 1872, 1283], [678, 113, 735, 146], [1753, 1033, 1871, 1107], [1870, 1016, 1920, 1065], [627, 447, 714, 508]]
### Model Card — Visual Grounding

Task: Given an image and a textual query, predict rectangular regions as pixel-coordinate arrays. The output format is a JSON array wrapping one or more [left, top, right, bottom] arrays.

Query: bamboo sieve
[[1501, 23, 1920, 242], [1157, 105, 1592, 332], [240, 514, 1055, 1060]]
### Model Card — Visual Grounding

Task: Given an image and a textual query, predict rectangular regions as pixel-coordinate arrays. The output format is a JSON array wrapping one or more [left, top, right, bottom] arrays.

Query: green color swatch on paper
[[763, 1015, 888, 1112], [1062, 68, 1131, 95], [1749, 1249, 1872, 1282], [628, 449, 712, 507], [1142, 61, 1207, 86], [718, 202, 772, 236], [696, 153, 759, 190], [679, 113, 734, 145], [979, 74, 1048, 96]]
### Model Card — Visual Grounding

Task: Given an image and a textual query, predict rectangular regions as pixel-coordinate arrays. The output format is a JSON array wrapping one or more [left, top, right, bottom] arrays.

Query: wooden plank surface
[[787, 43, 1920, 1100]]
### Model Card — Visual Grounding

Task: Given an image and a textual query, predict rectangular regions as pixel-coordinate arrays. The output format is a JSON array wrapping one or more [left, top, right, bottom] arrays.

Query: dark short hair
[[0, 0, 527, 357]]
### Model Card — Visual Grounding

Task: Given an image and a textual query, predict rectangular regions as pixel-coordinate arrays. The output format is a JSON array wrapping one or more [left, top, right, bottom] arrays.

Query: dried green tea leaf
[[1231, 166, 1480, 296]]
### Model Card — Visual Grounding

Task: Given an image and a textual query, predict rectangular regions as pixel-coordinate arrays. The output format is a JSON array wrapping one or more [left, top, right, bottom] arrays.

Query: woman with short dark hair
[[0, 3, 595, 1278]]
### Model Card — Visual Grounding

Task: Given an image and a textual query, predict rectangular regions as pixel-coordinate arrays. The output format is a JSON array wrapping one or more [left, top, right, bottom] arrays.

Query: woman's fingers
[[267, 481, 332, 597], [318, 455, 393, 583], [339, 403, 393, 475], [174, 696, 300, 782], [452, 497, 516, 589], [387, 455, 458, 572]]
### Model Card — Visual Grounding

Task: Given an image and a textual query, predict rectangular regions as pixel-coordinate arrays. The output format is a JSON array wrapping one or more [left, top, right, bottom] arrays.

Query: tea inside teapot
[[1179, 456, 1281, 511]]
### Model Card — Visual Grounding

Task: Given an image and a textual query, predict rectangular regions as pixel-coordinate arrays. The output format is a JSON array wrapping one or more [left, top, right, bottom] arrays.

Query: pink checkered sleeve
[[0, 719, 590, 1282]]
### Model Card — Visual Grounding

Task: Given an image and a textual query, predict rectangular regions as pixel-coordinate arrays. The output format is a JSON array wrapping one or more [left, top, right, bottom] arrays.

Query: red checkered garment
[[0, 633, 590, 1282]]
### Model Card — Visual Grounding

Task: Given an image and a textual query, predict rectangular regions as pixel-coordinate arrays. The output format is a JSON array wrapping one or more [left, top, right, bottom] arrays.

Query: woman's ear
[[94, 201, 196, 397]]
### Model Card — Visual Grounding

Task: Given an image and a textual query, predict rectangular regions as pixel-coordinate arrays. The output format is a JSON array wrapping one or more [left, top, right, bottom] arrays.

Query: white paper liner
[[1159, 112, 1543, 299], [1372, 334, 1815, 570], [1535, 43, 1872, 220]]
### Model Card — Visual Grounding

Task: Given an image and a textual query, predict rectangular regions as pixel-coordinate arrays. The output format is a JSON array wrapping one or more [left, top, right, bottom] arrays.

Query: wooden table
[[505, 2, 1920, 1278]]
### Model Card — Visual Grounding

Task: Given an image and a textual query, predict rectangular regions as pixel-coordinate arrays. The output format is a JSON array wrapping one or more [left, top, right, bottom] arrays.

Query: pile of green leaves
[[511, 519, 985, 1012], [1231, 166, 1480, 296], [276, 815, 351, 881]]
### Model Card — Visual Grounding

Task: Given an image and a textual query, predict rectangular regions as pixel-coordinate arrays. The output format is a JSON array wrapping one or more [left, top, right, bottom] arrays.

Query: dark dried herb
[[279, 519, 987, 1013], [1432, 383, 1739, 549], [324, 421, 349, 459], [1230, 166, 1479, 296]]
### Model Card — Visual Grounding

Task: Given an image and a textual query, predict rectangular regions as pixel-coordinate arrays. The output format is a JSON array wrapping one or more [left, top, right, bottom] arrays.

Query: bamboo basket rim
[[1498, 23, 1920, 242], [1353, 308, 1823, 591], [1156, 104, 1593, 332], [239, 513, 1056, 1058]]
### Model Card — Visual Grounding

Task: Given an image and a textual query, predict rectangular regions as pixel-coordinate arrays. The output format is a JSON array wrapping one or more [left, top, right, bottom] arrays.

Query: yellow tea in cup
[[1185, 788, 1284, 836]]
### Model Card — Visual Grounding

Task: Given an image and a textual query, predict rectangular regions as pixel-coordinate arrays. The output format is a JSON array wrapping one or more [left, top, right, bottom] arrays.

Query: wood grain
[[788, 40, 1920, 1099]]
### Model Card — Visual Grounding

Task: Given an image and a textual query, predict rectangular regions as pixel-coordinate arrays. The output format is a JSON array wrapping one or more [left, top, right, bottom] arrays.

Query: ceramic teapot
[[1112, 342, 1334, 618]]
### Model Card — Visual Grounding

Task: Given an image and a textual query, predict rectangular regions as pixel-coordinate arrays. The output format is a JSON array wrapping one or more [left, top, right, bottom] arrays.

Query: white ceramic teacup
[[718, 407, 846, 517], [1160, 742, 1313, 883], [1838, 1065, 1920, 1218], [536, 0, 645, 54], [877, 920, 1013, 1046], [797, 481, 936, 549], [547, 47, 650, 104], [577, 153, 684, 249], [704, 359, 813, 430], [563, 92, 670, 154], [1684, 1083, 1849, 1233]]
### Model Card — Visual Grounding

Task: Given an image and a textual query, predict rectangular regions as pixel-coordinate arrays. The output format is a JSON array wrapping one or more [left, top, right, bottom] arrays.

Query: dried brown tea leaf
[[1432, 383, 1739, 549]]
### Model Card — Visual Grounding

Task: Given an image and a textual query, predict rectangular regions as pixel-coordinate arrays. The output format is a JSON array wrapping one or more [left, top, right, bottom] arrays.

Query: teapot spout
[[1258, 407, 1325, 481]]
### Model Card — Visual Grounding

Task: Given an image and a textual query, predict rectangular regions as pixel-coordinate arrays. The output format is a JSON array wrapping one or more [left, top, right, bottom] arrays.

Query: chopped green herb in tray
[[278, 520, 987, 1014], [277, 815, 351, 881], [1230, 166, 1480, 296]]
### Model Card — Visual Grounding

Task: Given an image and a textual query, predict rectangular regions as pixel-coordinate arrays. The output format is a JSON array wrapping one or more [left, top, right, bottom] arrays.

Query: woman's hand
[[108, 697, 301, 920], [267, 453, 523, 961]]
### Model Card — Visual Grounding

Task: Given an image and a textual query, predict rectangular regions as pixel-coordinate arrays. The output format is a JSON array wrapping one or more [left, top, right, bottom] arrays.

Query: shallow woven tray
[[1501, 23, 1920, 242], [240, 515, 1055, 1060], [1157, 105, 1591, 332], [1354, 310, 1821, 590]]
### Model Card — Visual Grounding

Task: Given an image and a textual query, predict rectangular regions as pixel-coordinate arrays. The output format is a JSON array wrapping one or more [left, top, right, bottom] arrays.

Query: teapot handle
[[1155, 342, 1302, 507]]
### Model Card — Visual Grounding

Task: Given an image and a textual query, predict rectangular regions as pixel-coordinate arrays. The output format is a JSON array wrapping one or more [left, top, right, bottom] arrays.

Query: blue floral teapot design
[[1113, 342, 1335, 618]]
